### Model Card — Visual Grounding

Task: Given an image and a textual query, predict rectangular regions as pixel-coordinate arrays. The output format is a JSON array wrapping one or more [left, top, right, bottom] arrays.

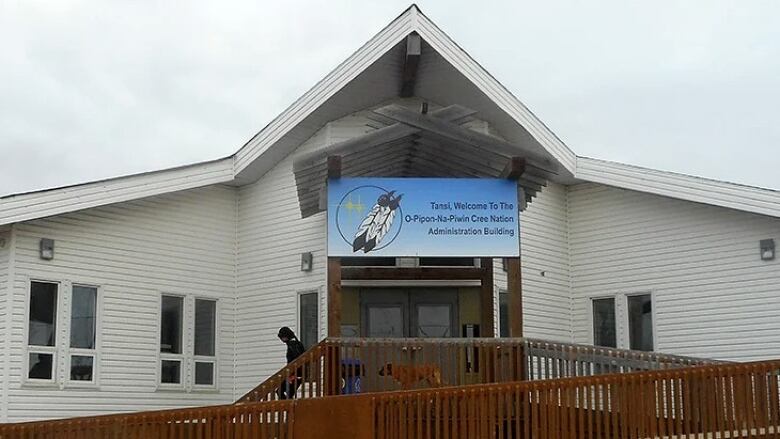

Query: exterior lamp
[[301, 252, 313, 272], [39, 238, 54, 260], [760, 239, 775, 261]]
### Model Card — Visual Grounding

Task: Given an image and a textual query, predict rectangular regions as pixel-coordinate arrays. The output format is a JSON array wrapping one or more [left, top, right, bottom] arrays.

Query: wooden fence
[[237, 337, 725, 403], [2, 360, 779, 438]]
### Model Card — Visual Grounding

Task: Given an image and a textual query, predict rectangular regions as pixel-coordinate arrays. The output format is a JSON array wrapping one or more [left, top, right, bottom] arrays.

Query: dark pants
[[277, 379, 301, 400]]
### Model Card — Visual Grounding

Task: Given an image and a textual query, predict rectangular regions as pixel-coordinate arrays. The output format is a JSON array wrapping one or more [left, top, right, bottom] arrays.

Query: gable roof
[[1, 4, 778, 226]]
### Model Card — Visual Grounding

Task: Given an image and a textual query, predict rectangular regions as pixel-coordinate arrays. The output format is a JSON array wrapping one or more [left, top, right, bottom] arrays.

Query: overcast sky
[[1, 1, 778, 196]]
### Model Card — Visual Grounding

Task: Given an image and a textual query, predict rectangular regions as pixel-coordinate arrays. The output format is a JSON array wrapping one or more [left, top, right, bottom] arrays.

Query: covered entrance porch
[[291, 100, 558, 340]]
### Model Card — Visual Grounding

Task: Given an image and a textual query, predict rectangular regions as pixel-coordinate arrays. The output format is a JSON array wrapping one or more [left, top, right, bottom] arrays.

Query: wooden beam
[[327, 155, 342, 179], [500, 157, 526, 180], [400, 33, 421, 97], [506, 257, 523, 338], [374, 104, 556, 172], [480, 258, 495, 337], [327, 257, 342, 337], [341, 266, 484, 281], [292, 105, 476, 174]]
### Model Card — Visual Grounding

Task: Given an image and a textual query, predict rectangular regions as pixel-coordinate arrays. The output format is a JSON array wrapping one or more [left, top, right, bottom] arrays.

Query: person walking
[[277, 326, 306, 399]]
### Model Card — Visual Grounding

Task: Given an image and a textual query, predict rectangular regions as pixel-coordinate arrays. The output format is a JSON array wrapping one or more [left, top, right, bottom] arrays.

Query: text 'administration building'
[[0, 5, 778, 423]]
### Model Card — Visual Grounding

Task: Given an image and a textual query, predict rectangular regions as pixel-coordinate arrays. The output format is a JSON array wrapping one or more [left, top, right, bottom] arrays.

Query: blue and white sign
[[327, 178, 519, 257]]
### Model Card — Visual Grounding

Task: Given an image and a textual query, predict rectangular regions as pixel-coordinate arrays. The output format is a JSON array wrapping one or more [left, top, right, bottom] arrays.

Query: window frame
[[498, 290, 509, 338], [589, 296, 617, 348], [24, 279, 61, 386], [192, 296, 218, 391], [297, 290, 320, 350], [158, 293, 186, 390], [65, 283, 102, 388], [624, 292, 656, 352]]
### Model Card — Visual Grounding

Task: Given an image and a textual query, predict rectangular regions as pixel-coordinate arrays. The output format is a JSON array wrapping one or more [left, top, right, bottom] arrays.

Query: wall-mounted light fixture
[[300, 252, 313, 272], [39, 238, 54, 260], [760, 239, 775, 261]]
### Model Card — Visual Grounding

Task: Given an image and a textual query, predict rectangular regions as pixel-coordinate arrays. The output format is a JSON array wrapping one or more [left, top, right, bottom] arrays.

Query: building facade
[[0, 6, 778, 423]]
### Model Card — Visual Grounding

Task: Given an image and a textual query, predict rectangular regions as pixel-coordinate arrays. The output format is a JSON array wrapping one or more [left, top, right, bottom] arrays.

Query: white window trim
[[23, 278, 61, 387], [622, 291, 657, 352], [64, 283, 102, 389], [192, 296, 218, 392], [588, 295, 618, 348], [158, 293, 186, 391], [296, 289, 320, 349]]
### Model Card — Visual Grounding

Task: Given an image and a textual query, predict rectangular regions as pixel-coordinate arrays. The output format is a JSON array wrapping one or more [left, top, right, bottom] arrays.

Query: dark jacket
[[285, 338, 306, 379], [286, 339, 305, 364]]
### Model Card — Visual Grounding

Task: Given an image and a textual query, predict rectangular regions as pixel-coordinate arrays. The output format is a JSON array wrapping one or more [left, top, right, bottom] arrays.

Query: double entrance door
[[360, 288, 458, 338]]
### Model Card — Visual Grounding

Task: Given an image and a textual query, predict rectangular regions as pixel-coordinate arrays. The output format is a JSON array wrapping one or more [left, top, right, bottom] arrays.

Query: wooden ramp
[[1, 339, 777, 439]]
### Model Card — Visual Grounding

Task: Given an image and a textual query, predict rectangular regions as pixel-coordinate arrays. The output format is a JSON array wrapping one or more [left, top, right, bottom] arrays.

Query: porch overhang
[[291, 103, 557, 218]]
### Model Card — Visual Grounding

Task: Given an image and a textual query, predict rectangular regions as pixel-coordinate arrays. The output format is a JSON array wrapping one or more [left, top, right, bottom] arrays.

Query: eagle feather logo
[[352, 190, 402, 253]]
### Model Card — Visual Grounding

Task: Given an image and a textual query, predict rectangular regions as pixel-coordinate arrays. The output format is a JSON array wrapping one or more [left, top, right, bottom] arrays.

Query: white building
[[0, 5, 778, 423]]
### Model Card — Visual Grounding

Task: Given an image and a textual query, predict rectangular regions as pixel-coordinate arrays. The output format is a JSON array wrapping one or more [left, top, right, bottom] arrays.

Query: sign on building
[[327, 178, 519, 257]]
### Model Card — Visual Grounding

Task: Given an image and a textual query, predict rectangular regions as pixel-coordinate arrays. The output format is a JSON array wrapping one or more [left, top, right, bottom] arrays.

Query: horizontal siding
[[518, 183, 571, 341], [6, 185, 237, 422], [569, 183, 780, 361], [236, 128, 327, 395]]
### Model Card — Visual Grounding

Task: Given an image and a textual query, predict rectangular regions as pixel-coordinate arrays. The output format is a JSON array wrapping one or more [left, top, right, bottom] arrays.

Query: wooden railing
[[369, 360, 780, 439], [237, 337, 724, 403], [2, 359, 779, 438], [0, 400, 296, 439]]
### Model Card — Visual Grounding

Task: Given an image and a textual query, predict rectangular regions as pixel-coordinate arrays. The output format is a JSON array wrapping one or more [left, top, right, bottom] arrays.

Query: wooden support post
[[506, 257, 523, 338], [327, 155, 342, 179], [326, 257, 342, 396], [327, 262, 342, 338], [326, 156, 342, 338], [400, 32, 421, 97], [500, 157, 526, 180], [480, 258, 495, 337]]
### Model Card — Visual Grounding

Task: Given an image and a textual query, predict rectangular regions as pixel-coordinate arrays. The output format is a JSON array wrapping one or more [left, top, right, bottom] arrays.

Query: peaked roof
[[1, 4, 778, 226]]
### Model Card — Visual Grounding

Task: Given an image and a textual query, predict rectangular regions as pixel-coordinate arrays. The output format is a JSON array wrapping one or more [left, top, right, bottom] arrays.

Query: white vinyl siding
[[236, 127, 328, 396], [495, 182, 572, 341], [569, 183, 780, 361], [5, 185, 237, 422]]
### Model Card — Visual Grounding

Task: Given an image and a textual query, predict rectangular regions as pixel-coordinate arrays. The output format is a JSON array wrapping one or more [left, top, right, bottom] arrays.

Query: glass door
[[410, 290, 458, 338], [361, 289, 409, 338]]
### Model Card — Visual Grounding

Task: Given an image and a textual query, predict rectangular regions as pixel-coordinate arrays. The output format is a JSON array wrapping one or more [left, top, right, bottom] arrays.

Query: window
[[194, 299, 216, 386], [28, 281, 58, 381], [299, 292, 318, 350], [159, 294, 219, 389], [627, 294, 654, 351], [69, 285, 97, 382], [160, 295, 183, 384], [27, 280, 100, 385], [592, 298, 617, 348], [499, 291, 509, 338]]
